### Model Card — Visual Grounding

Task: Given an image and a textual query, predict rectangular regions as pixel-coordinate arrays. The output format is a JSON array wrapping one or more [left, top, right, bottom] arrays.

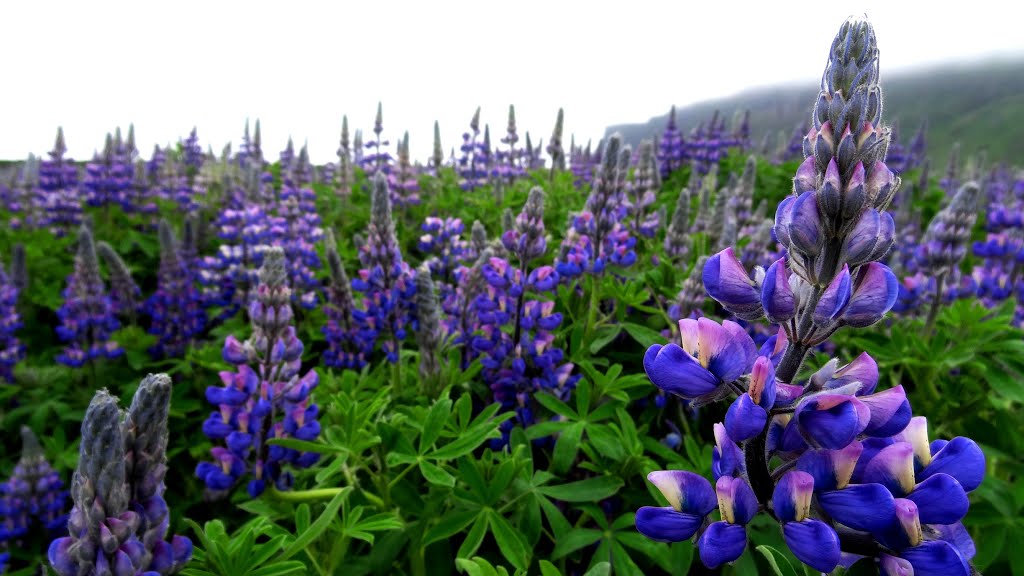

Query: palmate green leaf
[[279, 487, 350, 561], [420, 396, 453, 452], [583, 563, 611, 576], [455, 557, 511, 576], [622, 322, 665, 349], [457, 514, 490, 560], [756, 545, 798, 576], [489, 510, 532, 572], [552, 528, 603, 559], [589, 325, 622, 354], [265, 437, 341, 454], [420, 459, 457, 487], [551, 421, 585, 475], [533, 391, 579, 419], [539, 560, 562, 576], [423, 509, 483, 548], [536, 475, 623, 502]]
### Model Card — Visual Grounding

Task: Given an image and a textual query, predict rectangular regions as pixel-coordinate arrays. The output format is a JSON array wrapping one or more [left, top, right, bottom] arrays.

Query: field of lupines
[[1, 15, 1022, 576]]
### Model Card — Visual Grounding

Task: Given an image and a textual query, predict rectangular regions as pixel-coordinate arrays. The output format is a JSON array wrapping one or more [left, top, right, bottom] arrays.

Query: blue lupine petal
[[817, 483, 896, 533], [906, 473, 969, 525], [643, 343, 720, 398], [900, 541, 970, 576], [860, 385, 912, 437], [918, 437, 985, 492], [795, 394, 870, 450], [724, 394, 768, 442], [783, 519, 841, 573], [697, 521, 747, 569], [635, 506, 705, 542]]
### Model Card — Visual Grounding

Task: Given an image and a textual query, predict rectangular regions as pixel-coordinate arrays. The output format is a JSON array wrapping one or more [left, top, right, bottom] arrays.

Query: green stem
[[584, 274, 601, 345], [387, 463, 417, 489], [269, 487, 347, 502], [392, 348, 403, 398], [925, 273, 946, 334]]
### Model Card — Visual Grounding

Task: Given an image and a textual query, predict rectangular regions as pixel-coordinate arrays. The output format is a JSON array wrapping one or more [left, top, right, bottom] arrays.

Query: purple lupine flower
[[657, 106, 685, 180], [97, 241, 142, 324], [352, 173, 416, 363], [196, 248, 321, 498], [473, 188, 577, 444], [940, 142, 961, 197], [557, 135, 637, 280], [447, 249, 491, 370], [389, 132, 420, 207], [275, 189, 323, 309], [56, 227, 122, 367], [637, 18, 986, 574], [336, 115, 355, 196], [627, 140, 662, 238], [322, 229, 370, 371], [146, 220, 205, 359], [83, 133, 136, 212], [37, 128, 83, 237], [0, 427, 69, 553], [48, 380, 192, 575], [493, 105, 525, 184], [419, 216, 471, 303], [360, 102, 392, 174], [0, 254, 24, 383], [458, 107, 489, 191], [237, 119, 264, 169], [182, 127, 203, 170]]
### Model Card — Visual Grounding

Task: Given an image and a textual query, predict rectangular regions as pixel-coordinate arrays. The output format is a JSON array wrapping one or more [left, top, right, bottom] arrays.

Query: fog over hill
[[606, 57, 1024, 170]]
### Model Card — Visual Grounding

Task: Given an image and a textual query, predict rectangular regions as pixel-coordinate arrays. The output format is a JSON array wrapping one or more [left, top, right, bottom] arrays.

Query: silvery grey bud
[[548, 108, 565, 171], [324, 229, 356, 325], [665, 187, 692, 261], [502, 209, 514, 234], [97, 241, 139, 319], [471, 220, 488, 255], [73, 389, 130, 533], [123, 374, 172, 519], [371, 172, 397, 243], [258, 247, 288, 292], [432, 120, 444, 170], [414, 265, 443, 380]]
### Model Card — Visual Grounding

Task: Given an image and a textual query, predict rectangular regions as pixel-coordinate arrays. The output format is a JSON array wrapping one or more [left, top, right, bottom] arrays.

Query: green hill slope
[[606, 57, 1024, 168]]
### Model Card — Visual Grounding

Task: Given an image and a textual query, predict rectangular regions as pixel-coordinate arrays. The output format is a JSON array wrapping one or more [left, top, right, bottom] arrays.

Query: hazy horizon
[[3, 0, 1023, 163]]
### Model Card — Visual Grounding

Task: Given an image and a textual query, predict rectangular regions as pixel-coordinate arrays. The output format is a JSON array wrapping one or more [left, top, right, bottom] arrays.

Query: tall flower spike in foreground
[[56, 227, 122, 368], [49, 380, 192, 575], [197, 247, 321, 498], [638, 17, 984, 575], [414, 264, 444, 395], [547, 108, 565, 177]]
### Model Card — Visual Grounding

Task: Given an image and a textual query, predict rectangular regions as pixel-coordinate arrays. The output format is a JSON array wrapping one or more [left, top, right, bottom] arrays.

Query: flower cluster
[[48, 375, 192, 575], [56, 227, 123, 367], [556, 135, 637, 279], [352, 173, 417, 363], [146, 220, 206, 359], [197, 247, 321, 498], [626, 140, 663, 239], [336, 115, 355, 196], [322, 230, 371, 371], [636, 17, 985, 574], [37, 128, 83, 237], [657, 106, 686, 180], [360, 103, 393, 174], [0, 427, 68, 559], [389, 132, 420, 207], [83, 133, 136, 212], [472, 188, 577, 444], [0, 252, 23, 383], [458, 108, 491, 191]]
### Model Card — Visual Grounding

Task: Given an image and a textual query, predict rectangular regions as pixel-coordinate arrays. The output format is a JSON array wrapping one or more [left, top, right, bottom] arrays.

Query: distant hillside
[[606, 57, 1024, 170]]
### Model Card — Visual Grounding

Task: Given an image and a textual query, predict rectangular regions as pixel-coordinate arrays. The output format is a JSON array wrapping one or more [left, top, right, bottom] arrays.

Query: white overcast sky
[[2, 0, 1022, 163]]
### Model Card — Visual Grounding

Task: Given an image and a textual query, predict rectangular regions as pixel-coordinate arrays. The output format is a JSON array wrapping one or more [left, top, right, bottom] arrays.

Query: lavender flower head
[[56, 228, 122, 367], [197, 248, 321, 498], [353, 173, 416, 363], [48, 379, 192, 575], [97, 242, 141, 323], [0, 427, 68, 549], [638, 18, 985, 575], [322, 229, 370, 371], [0, 254, 24, 383], [146, 220, 205, 359]]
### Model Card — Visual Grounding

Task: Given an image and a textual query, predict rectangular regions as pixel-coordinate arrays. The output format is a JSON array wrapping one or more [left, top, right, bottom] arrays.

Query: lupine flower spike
[[49, 377, 192, 575], [637, 17, 984, 575]]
